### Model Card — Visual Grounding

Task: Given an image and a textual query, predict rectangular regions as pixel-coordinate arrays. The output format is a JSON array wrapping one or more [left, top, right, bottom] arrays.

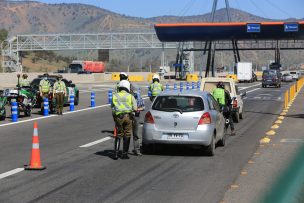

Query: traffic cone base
[[24, 165, 46, 170]]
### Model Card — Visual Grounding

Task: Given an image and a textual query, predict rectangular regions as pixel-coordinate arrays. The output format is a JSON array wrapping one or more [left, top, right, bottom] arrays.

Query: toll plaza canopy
[[154, 21, 304, 42]]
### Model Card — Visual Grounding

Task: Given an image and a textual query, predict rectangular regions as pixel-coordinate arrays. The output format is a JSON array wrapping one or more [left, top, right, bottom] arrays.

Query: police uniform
[[149, 81, 163, 101], [39, 79, 51, 112], [53, 79, 66, 115], [20, 78, 30, 87], [112, 90, 137, 158]]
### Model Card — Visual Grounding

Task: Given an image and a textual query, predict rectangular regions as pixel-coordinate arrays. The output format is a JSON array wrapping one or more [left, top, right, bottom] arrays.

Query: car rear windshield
[[152, 96, 204, 113], [290, 72, 297, 74], [203, 82, 231, 93], [263, 70, 276, 77]]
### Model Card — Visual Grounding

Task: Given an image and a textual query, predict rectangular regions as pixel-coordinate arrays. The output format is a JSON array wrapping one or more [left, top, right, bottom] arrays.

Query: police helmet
[[118, 80, 130, 92], [217, 81, 225, 89], [152, 74, 160, 83], [23, 74, 28, 78], [119, 72, 129, 81]]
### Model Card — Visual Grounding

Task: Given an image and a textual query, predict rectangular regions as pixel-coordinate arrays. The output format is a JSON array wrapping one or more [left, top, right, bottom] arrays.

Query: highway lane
[[0, 81, 293, 203]]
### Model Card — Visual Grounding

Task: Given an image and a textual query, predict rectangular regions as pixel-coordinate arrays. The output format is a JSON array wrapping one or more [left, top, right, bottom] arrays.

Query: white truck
[[237, 62, 253, 83]]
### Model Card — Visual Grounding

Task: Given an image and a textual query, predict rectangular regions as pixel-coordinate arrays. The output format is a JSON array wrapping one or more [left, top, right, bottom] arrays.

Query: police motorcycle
[[0, 90, 7, 120], [4, 76, 37, 117]]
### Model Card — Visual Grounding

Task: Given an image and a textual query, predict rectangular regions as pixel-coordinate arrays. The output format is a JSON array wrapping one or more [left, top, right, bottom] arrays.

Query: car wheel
[[218, 128, 226, 147], [233, 112, 240, 123], [74, 92, 79, 106], [142, 143, 154, 154], [206, 134, 216, 156]]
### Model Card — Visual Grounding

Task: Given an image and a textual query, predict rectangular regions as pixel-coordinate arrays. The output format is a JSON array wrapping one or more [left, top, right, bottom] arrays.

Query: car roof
[[158, 90, 209, 97], [201, 77, 234, 83]]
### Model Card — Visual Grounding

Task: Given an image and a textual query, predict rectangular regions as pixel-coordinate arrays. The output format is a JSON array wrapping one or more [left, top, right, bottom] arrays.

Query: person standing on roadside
[[149, 74, 163, 101], [19, 74, 30, 87], [39, 73, 51, 112], [53, 75, 66, 115]]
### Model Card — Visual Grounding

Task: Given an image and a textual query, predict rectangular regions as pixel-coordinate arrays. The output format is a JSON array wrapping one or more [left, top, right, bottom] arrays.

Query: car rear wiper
[[162, 108, 183, 114]]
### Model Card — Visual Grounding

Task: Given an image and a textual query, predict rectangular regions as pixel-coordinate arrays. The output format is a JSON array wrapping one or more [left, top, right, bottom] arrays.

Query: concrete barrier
[[186, 74, 199, 82]]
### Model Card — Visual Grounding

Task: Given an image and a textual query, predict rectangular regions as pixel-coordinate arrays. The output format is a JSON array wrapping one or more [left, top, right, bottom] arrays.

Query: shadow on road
[[286, 114, 304, 119], [244, 110, 280, 116]]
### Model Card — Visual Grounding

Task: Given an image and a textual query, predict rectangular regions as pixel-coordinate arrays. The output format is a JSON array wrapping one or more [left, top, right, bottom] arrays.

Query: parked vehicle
[[0, 90, 7, 120], [262, 70, 282, 88], [237, 62, 253, 83], [68, 60, 105, 73], [289, 71, 300, 81], [200, 77, 246, 123], [4, 87, 36, 117], [282, 73, 293, 82], [142, 90, 226, 156]]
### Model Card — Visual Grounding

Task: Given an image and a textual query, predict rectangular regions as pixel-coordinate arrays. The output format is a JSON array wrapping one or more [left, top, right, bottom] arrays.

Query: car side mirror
[[240, 91, 246, 98]]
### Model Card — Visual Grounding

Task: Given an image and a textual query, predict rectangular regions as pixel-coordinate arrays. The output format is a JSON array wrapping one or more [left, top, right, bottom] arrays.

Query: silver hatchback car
[[142, 90, 226, 156]]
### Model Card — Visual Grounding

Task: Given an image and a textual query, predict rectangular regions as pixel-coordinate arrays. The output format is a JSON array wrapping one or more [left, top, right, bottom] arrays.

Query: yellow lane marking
[[275, 120, 282, 124], [278, 116, 285, 120], [280, 112, 286, 116], [271, 124, 279, 129], [260, 137, 271, 144], [230, 185, 239, 189], [266, 130, 276, 136], [241, 171, 248, 175], [248, 160, 254, 164]]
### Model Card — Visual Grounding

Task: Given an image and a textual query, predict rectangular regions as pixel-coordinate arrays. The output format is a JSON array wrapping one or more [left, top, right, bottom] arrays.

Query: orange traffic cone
[[24, 122, 46, 170]]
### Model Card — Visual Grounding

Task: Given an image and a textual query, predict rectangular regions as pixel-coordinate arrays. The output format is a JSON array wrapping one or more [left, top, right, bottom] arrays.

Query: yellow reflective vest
[[212, 88, 225, 105], [39, 79, 50, 93], [150, 82, 163, 96], [112, 91, 133, 115]]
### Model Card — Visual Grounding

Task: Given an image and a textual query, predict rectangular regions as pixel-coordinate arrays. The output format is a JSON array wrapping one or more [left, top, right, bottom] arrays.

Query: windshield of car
[[283, 73, 290, 76], [152, 96, 204, 113], [30, 78, 57, 87], [263, 70, 276, 77], [69, 64, 83, 73], [203, 82, 231, 93], [290, 72, 297, 74]]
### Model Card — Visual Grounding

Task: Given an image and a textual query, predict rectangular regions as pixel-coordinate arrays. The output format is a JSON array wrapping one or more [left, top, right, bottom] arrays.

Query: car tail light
[[144, 111, 155, 124], [233, 99, 238, 108], [198, 112, 211, 125]]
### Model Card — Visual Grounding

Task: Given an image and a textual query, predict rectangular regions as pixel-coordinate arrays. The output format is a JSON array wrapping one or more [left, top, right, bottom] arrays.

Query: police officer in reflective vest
[[19, 74, 30, 87], [39, 73, 51, 112], [149, 74, 163, 101], [53, 75, 66, 115], [116, 72, 142, 156], [212, 81, 235, 136], [112, 80, 137, 159]]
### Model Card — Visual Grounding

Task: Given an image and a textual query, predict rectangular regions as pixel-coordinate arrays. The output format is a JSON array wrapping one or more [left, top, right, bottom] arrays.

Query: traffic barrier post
[[180, 82, 183, 92], [148, 86, 151, 97], [11, 101, 18, 122], [174, 83, 177, 91], [91, 92, 95, 107], [108, 90, 113, 104], [166, 83, 169, 91], [197, 81, 201, 89], [192, 82, 195, 89], [186, 82, 190, 90], [43, 98, 49, 116], [284, 91, 288, 109], [69, 95, 75, 111]]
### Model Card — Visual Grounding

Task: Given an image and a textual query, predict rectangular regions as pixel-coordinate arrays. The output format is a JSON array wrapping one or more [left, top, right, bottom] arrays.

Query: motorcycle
[[5, 87, 36, 117], [0, 90, 7, 120], [221, 105, 231, 133]]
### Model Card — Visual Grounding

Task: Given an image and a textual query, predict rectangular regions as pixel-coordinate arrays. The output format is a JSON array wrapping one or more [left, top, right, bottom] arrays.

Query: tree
[[0, 29, 8, 42]]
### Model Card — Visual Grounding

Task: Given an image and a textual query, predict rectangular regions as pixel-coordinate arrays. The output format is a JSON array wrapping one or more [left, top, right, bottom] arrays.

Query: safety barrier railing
[[284, 78, 304, 110]]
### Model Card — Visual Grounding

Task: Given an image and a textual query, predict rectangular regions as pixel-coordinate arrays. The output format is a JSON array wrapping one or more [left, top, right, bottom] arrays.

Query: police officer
[[112, 80, 137, 159], [212, 81, 235, 136], [19, 74, 30, 87], [149, 74, 163, 101], [53, 75, 66, 115], [39, 73, 51, 112], [116, 72, 142, 156]]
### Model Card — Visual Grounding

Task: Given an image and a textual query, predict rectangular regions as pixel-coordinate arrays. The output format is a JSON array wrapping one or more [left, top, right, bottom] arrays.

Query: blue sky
[[40, 0, 304, 19]]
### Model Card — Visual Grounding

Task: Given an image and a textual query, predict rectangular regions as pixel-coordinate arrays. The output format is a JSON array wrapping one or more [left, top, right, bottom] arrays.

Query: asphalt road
[[0, 81, 294, 203]]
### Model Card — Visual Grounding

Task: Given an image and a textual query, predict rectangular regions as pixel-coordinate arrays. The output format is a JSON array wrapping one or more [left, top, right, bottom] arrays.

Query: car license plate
[[167, 134, 185, 140], [267, 80, 272, 82]]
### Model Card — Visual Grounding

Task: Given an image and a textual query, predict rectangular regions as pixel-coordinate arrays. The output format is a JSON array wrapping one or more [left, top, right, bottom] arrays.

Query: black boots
[[122, 136, 130, 159]]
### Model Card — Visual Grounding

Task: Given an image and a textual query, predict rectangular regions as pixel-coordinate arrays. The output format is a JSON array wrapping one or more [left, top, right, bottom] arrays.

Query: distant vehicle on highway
[[237, 62, 253, 83], [142, 90, 226, 156], [200, 77, 245, 123], [262, 70, 282, 88], [289, 71, 300, 81], [31, 75, 79, 109], [282, 73, 293, 82], [68, 60, 105, 73]]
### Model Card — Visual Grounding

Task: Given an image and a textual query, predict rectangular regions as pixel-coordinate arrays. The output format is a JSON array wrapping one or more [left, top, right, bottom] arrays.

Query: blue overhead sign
[[247, 24, 261, 33], [284, 23, 298, 32]]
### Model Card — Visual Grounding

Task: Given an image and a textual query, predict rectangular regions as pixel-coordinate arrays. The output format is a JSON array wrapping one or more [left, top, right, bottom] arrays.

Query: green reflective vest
[[40, 79, 50, 93], [150, 82, 163, 96], [212, 88, 225, 105], [54, 81, 66, 93], [112, 91, 133, 115], [20, 79, 30, 87]]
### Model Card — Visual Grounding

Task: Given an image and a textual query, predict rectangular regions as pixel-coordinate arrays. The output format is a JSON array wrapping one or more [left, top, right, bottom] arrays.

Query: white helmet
[[120, 72, 128, 77], [152, 74, 160, 80], [118, 80, 130, 92]]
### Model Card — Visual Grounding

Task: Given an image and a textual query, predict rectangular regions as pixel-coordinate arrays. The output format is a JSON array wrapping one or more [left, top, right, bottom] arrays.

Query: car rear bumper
[[262, 81, 280, 86], [142, 123, 214, 146]]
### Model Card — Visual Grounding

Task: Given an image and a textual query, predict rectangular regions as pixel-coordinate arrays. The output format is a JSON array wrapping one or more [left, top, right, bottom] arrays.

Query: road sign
[[247, 24, 261, 33], [284, 23, 298, 32]]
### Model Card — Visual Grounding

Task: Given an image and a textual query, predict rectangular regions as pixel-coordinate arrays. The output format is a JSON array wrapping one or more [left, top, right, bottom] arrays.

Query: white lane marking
[[238, 83, 261, 90], [79, 89, 108, 94], [0, 168, 24, 180], [80, 137, 112, 148], [0, 96, 149, 128], [280, 139, 304, 143], [246, 88, 261, 93]]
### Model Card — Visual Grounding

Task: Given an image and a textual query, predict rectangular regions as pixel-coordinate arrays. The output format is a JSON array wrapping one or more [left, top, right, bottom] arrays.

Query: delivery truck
[[68, 60, 105, 73], [237, 62, 253, 83]]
